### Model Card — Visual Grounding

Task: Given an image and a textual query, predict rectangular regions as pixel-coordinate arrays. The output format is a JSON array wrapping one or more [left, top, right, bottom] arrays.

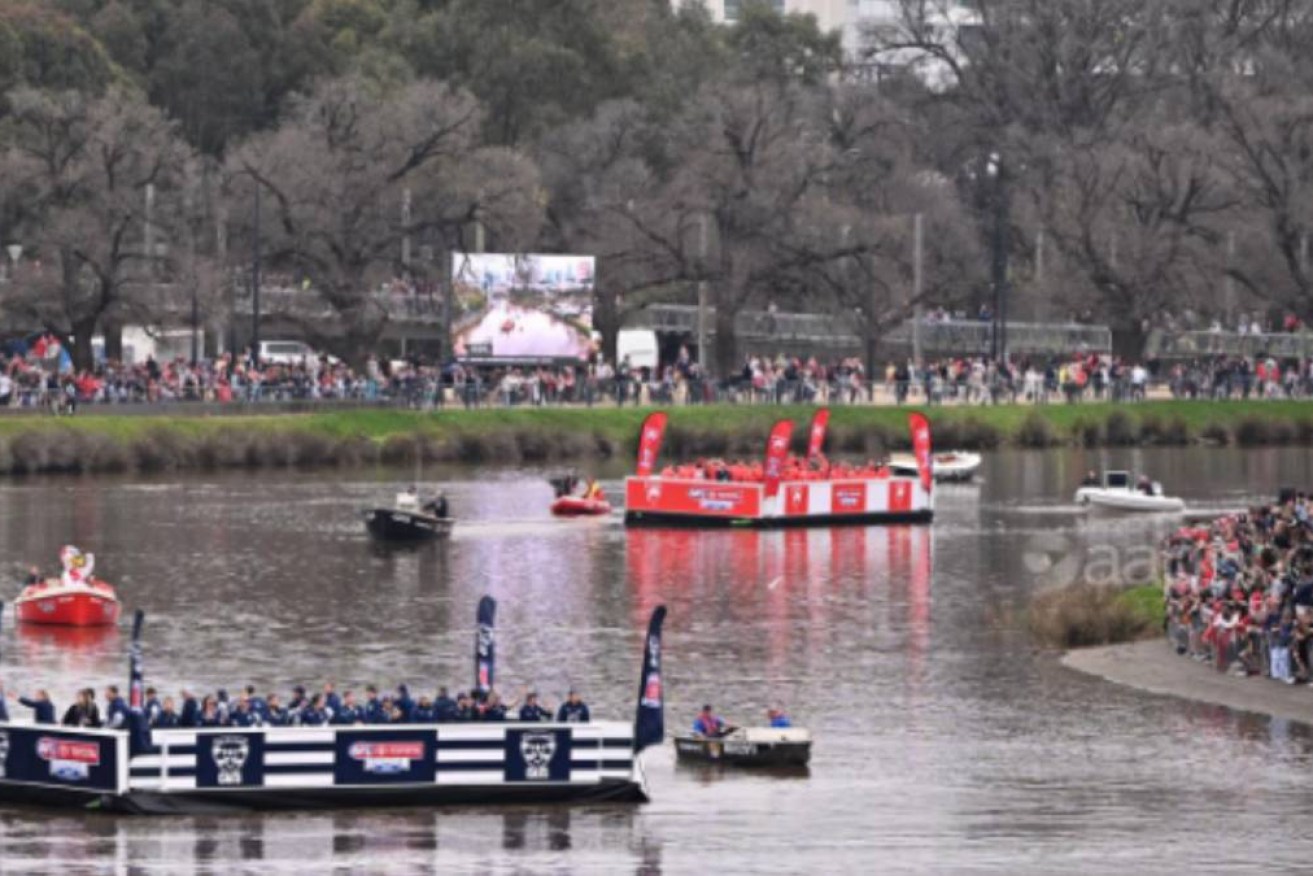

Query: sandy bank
[[1062, 639, 1313, 724]]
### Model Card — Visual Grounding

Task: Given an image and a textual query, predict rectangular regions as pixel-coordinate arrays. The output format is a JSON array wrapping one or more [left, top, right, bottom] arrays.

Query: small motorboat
[[673, 727, 812, 768], [1075, 470, 1185, 513], [15, 578, 120, 627], [551, 495, 612, 517], [363, 490, 453, 542], [889, 450, 981, 483], [15, 545, 120, 627]]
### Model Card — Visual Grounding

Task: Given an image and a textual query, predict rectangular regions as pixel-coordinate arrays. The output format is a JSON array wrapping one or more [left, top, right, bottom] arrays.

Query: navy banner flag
[[475, 596, 496, 694], [633, 605, 667, 754], [128, 610, 145, 710]]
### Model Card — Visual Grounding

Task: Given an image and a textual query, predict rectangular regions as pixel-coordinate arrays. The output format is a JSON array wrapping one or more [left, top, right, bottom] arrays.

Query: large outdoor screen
[[451, 253, 595, 360]]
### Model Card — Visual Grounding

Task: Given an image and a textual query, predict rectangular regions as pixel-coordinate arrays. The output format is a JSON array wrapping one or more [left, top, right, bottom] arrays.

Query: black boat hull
[[363, 509, 453, 542], [0, 778, 646, 815], [673, 736, 811, 767]]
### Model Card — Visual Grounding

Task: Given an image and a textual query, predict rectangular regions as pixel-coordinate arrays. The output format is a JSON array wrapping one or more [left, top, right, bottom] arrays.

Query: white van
[[616, 329, 658, 371], [258, 340, 315, 365]]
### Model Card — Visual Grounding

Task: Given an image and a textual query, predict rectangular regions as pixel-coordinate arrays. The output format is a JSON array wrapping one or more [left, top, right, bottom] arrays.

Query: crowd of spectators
[[6, 332, 1313, 414], [1165, 493, 1313, 681]]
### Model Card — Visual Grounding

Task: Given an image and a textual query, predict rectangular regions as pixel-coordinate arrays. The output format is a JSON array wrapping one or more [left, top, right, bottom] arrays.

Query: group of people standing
[[0, 682, 592, 729]]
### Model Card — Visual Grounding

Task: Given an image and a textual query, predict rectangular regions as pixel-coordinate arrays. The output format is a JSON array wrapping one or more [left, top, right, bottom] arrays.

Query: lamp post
[[987, 153, 1010, 363], [5, 244, 21, 280], [250, 181, 261, 366]]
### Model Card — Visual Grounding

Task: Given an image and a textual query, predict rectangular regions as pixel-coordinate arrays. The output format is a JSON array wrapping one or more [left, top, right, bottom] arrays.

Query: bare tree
[[0, 87, 192, 369], [231, 76, 542, 364]]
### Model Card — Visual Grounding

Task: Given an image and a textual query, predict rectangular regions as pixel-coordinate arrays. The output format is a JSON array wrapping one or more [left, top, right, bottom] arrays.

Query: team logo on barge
[[212, 735, 250, 785], [520, 734, 557, 780]]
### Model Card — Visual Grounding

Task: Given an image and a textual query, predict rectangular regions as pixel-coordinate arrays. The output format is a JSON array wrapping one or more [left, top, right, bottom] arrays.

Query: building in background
[[673, 0, 975, 88]]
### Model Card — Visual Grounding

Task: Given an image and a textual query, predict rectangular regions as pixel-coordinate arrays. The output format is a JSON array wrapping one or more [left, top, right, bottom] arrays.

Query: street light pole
[[912, 212, 923, 370], [696, 214, 708, 375], [990, 155, 1010, 363], [251, 180, 262, 366]]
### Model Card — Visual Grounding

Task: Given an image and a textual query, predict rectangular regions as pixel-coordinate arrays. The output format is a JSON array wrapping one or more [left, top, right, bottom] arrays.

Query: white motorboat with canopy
[[1074, 470, 1184, 513]]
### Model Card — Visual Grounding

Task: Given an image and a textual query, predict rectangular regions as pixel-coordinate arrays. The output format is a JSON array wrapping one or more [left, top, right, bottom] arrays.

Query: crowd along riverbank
[[1, 399, 1313, 477]]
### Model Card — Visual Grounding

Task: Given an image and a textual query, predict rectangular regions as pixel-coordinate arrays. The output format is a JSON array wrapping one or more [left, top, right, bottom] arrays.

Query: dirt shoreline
[[1062, 638, 1313, 725]]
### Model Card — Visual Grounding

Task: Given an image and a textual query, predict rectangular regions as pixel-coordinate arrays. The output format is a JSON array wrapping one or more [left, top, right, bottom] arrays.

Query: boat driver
[[693, 704, 727, 738], [766, 707, 792, 728], [1137, 475, 1155, 496], [23, 565, 41, 587], [1080, 470, 1099, 487], [424, 492, 449, 518]]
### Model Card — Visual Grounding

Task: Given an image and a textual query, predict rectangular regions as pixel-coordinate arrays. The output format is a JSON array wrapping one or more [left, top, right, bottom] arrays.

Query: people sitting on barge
[[2, 682, 592, 729]]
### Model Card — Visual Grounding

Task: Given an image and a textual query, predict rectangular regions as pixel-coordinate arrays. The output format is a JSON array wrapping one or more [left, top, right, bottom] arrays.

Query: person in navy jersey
[[322, 682, 342, 718], [411, 695, 435, 723], [331, 691, 361, 725], [454, 692, 476, 721], [556, 690, 590, 723], [265, 693, 290, 727], [288, 685, 309, 713], [103, 685, 129, 729], [362, 686, 385, 724], [481, 691, 508, 722], [299, 694, 328, 726], [433, 687, 457, 722], [143, 687, 162, 726], [0, 682, 8, 722], [179, 690, 200, 728], [692, 704, 726, 738], [229, 697, 257, 727], [153, 696, 180, 728], [518, 692, 550, 722], [19, 690, 55, 724], [245, 686, 269, 723], [395, 685, 415, 722], [198, 695, 225, 726]]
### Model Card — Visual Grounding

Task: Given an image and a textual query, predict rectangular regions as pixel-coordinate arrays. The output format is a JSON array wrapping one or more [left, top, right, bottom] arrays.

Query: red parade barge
[[14, 546, 121, 627], [623, 410, 935, 528]]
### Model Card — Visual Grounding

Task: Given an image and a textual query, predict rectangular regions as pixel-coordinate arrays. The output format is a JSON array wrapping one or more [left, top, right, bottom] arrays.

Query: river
[[2, 446, 1312, 874]]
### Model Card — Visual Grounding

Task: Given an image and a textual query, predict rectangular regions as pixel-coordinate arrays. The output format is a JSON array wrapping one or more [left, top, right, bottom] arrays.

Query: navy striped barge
[[0, 601, 668, 815]]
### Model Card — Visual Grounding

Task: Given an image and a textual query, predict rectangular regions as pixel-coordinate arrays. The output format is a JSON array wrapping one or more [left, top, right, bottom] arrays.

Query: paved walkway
[[1063, 638, 1313, 725]]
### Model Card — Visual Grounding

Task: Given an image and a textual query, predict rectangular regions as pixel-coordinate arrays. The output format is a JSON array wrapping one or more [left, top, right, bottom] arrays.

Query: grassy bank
[[1, 398, 1312, 475], [1027, 583, 1164, 649]]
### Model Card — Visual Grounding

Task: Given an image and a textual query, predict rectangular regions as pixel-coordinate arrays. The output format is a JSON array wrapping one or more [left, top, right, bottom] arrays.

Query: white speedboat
[[889, 450, 982, 483], [1074, 471, 1184, 513]]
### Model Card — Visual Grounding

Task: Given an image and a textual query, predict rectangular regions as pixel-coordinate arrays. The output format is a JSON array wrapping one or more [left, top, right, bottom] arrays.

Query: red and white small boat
[[14, 545, 121, 627], [551, 496, 612, 517], [15, 578, 121, 627]]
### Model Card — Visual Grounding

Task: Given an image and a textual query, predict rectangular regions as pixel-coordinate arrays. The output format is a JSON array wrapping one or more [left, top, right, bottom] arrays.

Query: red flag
[[908, 412, 933, 492], [635, 411, 668, 477], [806, 407, 830, 460], [763, 420, 795, 499]]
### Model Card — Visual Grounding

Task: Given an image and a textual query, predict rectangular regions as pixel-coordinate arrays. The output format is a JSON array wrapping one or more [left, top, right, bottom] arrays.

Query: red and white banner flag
[[635, 412, 669, 477], [908, 412, 933, 492], [763, 419, 795, 499], [806, 407, 830, 461]]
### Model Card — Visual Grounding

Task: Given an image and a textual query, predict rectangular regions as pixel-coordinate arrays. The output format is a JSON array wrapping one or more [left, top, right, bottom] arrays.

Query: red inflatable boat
[[14, 578, 121, 627], [551, 496, 612, 517]]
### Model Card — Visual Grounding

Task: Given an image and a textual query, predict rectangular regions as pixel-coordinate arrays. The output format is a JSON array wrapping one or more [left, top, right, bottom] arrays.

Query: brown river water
[[2, 446, 1313, 874]]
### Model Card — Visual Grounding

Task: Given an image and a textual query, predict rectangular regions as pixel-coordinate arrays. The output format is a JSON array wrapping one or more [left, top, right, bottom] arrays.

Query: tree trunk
[[863, 319, 880, 389], [102, 318, 123, 363], [70, 317, 97, 372], [713, 301, 737, 380], [594, 288, 619, 365]]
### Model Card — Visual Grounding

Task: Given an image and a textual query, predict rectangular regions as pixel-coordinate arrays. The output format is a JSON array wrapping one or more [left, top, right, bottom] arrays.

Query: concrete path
[[1062, 638, 1313, 725]]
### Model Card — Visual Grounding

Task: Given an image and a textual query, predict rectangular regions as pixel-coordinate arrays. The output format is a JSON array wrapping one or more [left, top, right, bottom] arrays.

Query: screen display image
[[451, 253, 596, 360]]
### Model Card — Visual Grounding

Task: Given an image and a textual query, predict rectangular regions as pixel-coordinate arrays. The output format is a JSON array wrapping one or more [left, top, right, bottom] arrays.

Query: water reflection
[[4, 449, 1313, 870], [0, 808, 655, 873]]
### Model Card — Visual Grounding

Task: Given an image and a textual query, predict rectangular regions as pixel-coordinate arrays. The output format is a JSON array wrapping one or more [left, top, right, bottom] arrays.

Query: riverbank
[[1063, 639, 1313, 725], [2, 398, 1313, 475]]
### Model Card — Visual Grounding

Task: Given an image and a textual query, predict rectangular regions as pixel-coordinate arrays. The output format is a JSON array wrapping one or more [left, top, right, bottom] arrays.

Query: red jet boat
[[15, 579, 121, 627], [14, 545, 121, 627], [551, 496, 612, 517]]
